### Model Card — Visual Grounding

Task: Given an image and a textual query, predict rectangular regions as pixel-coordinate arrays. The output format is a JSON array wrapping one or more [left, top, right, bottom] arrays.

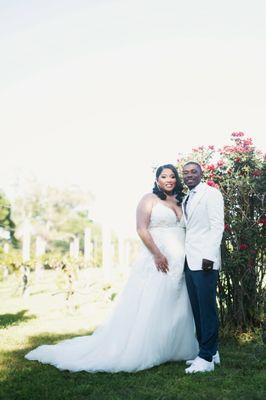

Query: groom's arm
[[203, 188, 224, 264]]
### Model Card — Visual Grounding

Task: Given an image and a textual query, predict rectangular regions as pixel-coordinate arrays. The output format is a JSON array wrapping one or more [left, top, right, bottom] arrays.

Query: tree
[[11, 180, 94, 255], [0, 190, 17, 248]]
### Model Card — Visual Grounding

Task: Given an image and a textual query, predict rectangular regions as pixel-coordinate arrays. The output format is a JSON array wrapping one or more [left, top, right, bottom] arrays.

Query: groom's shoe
[[185, 357, 214, 374], [213, 351, 220, 365], [186, 351, 220, 366], [185, 355, 201, 366]]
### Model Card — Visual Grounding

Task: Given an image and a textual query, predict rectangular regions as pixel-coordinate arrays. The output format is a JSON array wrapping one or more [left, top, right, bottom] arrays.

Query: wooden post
[[84, 228, 91, 264], [102, 224, 112, 282], [22, 220, 31, 262]]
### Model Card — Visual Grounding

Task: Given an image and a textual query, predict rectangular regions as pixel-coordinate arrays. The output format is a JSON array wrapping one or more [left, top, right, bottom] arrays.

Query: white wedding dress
[[25, 202, 198, 372]]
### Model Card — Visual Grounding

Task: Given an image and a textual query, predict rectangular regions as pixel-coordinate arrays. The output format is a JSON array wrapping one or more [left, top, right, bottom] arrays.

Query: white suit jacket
[[182, 182, 224, 270]]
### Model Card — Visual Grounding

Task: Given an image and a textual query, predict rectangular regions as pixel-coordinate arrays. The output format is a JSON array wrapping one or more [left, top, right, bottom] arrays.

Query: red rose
[[252, 169, 262, 177], [243, 138, 252, 146], [257, 218, 266, 225], [217, 160, 225, 167], [207, 180, 219, 189], [232, 132, 244, 137], [224, 224, 231, 232], [239, 244, 248, 250]]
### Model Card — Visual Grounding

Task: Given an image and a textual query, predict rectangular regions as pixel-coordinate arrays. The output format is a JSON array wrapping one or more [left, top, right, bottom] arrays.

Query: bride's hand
[[154, 252, 169, 273]]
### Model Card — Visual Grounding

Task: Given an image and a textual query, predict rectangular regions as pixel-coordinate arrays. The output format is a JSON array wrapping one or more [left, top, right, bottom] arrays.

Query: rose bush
[[177, 132, 265, 333]]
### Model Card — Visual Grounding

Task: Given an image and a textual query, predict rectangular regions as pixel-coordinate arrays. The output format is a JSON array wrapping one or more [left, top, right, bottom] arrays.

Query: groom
[[182, 161, 224, 373]]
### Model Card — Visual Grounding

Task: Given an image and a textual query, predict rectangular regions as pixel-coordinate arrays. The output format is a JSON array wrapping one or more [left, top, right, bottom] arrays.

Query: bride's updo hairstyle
[[153, 164, 184, 205]]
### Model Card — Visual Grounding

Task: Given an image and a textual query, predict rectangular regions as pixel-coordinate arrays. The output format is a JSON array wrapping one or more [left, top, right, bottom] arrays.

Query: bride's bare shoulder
[[137, 193, 157, 208], [139, 193, 157, 203]]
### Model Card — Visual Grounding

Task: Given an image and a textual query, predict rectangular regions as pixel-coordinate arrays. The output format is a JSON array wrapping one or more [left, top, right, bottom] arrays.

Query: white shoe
[[186, 351, 220, 366], [213, 351, 220, 365], [185, 355, 201, 366], [185, 357, 214, 374]]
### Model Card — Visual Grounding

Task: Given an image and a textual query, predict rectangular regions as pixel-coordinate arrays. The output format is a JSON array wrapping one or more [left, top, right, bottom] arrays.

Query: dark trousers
[[184, 258, 219, 362]]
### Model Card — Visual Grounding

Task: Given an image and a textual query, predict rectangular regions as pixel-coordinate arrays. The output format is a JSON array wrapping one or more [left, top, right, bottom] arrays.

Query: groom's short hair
[[183, 161, 203, 173]]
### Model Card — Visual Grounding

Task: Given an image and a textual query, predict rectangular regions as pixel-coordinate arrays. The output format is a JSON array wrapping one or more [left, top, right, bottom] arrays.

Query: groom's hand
[[202, 258, 214, 271], [154, 252, 169, 273]]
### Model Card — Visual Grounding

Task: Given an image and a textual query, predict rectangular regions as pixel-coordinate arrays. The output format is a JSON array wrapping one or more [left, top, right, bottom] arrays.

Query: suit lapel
[[187, 183, 208, 223], [182, 193, 189, 223]]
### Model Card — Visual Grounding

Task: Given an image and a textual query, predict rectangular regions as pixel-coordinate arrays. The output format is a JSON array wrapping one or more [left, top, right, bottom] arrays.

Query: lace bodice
[[149, 202, 185, 229]]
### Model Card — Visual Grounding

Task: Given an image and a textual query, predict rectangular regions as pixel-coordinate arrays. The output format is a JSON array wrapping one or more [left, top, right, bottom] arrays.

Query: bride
[[25, 164, 198, 373]]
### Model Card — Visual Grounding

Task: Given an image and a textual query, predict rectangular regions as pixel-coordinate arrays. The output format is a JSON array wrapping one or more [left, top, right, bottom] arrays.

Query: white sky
[[0, 0, 265, 235]]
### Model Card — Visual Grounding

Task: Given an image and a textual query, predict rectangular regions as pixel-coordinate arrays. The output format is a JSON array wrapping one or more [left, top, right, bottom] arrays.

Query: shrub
[[178, 132, 265, 332]]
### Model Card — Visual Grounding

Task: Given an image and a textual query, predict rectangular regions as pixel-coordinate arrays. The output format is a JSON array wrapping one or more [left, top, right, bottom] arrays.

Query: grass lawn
[[0, 269, 265, 400]]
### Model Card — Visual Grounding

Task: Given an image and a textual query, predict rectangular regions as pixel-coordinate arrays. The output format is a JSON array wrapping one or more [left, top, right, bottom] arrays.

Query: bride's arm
[[136, 194, 169, 273]]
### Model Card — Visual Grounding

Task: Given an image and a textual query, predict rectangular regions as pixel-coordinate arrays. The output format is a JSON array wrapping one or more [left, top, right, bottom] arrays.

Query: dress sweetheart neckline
[[153, 202, 183, 223]]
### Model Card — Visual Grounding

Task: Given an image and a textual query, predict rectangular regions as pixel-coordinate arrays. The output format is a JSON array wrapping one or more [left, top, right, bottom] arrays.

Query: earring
[[156, 182, 162, 192]]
